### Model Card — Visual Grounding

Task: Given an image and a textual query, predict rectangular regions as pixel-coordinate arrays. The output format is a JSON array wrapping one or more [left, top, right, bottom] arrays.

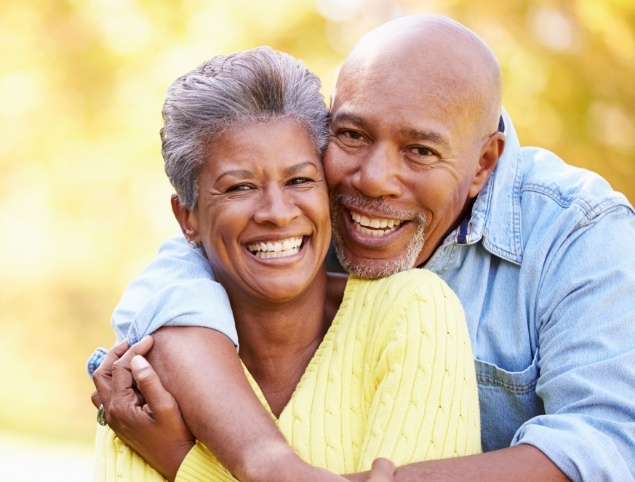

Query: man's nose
[[253, 186, 301, 226], [350, 144, 402, 198]]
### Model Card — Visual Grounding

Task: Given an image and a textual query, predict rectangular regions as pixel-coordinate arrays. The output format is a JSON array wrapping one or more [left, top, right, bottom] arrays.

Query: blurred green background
[[1, 0, 633, 480]]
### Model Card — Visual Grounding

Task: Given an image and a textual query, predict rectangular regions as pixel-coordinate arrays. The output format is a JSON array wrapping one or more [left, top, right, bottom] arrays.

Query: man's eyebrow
[[330, 111, 367, 128], [331, 110, 450, 148], [403, 129, 450, 148]]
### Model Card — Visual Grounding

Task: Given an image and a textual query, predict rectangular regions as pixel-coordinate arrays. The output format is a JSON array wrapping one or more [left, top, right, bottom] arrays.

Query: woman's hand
[[92, 337, 195, 482]]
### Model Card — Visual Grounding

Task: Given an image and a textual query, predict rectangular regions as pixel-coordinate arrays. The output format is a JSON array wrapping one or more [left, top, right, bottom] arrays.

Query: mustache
[[332, 194, 426, 226]]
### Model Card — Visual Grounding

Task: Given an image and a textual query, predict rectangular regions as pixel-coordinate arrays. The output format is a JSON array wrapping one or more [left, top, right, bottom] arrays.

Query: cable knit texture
[[95, 269, 481, 481]]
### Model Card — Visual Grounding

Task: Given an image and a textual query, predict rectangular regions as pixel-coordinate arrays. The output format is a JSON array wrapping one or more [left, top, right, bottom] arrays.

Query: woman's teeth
[[247, 236, 303, 258]]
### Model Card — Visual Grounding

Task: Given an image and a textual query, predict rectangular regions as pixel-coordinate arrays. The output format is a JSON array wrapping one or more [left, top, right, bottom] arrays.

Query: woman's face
[[182, 119, 331, 303]]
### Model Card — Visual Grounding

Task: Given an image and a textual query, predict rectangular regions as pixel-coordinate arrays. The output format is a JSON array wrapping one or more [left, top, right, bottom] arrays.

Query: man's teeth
[[351, 211, 403, 237], [247, 237, 303, 258]]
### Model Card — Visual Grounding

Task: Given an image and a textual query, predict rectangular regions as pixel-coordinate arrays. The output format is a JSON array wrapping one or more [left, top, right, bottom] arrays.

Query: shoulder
[[519, 147, 633, 220], [513, 148, 635, 265], [347, 269, 462, 317]]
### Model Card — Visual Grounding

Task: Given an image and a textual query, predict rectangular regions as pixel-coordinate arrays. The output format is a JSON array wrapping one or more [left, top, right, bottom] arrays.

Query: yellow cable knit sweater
[[94, 269, 481, 481]]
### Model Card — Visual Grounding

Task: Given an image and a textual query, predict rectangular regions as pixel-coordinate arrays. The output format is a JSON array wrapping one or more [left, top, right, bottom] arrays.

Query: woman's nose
[[253, 186, 301, 226]]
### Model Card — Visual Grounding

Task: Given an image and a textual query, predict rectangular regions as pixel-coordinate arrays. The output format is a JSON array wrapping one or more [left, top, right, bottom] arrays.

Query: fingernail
[[131, 355, 149, 370], [133, 335, 152, 345]]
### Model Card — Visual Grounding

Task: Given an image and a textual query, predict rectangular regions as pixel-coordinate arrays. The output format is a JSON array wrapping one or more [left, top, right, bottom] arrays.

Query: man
[[92, 14, 635, 481]]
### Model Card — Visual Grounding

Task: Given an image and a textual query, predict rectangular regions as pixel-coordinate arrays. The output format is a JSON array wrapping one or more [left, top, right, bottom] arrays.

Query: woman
[[92, 47, 480, 481]]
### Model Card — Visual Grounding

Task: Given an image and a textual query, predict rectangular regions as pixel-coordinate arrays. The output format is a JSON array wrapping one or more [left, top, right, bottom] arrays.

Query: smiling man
[[325, 17, 502, 279], [90, 14, 635, 482]]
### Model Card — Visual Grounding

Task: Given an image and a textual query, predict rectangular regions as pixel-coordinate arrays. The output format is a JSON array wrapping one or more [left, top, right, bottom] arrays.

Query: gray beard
[[330, 194, 427, 280]]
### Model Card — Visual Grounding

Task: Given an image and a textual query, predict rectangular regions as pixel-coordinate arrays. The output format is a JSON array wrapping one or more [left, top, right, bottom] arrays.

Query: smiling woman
[[174, 119, 332, 306], [91, 46, 481, 482]]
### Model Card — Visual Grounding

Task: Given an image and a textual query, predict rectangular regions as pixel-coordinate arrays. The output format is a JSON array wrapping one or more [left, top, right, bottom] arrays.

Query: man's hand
[[92, 337, 195, 482], [366, 459, 396, 482]]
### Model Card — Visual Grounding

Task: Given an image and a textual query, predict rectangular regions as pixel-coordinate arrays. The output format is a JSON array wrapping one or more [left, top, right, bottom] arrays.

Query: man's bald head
[[338, 14, 503, 138]]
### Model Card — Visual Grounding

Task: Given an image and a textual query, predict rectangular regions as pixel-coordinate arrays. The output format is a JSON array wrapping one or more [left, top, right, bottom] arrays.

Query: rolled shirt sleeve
[[111, 236, 237, 347]]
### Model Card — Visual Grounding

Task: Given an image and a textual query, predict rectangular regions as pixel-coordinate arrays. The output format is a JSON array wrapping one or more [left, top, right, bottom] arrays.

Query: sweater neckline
[[241, 277, 357, 421]]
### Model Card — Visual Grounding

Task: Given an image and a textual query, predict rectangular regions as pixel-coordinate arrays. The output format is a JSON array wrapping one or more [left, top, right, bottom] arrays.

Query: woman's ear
[[468, 132, 505, 198], [171, 194, 201, 244]]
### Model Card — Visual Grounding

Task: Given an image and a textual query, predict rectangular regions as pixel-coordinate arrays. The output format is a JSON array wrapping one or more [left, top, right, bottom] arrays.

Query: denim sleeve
[[111, 236, 237, 347], [512, 206, 635, 481]]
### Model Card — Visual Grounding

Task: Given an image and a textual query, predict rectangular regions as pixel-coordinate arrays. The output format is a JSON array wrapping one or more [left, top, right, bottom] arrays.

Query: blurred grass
[[0, 431, 93, 481], [0, 0, 633, 468]]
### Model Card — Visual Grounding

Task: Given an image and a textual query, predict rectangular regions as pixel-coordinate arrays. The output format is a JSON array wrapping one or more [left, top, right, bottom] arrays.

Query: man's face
[[324, 63, 495, 279]]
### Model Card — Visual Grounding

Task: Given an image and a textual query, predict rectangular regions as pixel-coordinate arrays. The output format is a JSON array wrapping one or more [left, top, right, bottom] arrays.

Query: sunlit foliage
[[0, 0, 632, 450]]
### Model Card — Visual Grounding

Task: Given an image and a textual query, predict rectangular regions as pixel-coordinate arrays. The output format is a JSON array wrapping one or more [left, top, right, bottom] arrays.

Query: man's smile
[[350, 210, 405, 237]]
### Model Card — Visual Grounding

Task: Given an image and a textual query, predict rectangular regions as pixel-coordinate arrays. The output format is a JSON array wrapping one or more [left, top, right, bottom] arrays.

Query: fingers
[[91, 390, 101, 409], [92, 339, 130, 411], [366, 458, 396, 482], [131, 355, 179, 421], [111, 336, 155, 392], [100, 339, 132, 374]]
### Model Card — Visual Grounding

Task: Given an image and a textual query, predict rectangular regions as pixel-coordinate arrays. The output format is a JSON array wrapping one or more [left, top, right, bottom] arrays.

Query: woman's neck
[[229, 269, 347, 417]]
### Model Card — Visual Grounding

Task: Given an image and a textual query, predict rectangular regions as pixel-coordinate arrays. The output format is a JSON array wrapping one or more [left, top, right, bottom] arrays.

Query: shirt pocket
[[475, 353, 544, 451]]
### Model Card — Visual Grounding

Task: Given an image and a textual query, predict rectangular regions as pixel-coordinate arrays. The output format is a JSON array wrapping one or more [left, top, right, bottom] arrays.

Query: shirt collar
[[456, 109, 524, 265]]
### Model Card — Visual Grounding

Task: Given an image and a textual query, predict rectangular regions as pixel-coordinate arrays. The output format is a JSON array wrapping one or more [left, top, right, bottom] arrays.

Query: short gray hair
[[161, 46, 329, 209]]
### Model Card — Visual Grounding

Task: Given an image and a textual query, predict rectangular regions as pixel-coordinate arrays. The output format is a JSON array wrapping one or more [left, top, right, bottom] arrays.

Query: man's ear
[[468, 132, 505, 198], [171, 194, 201, 244]]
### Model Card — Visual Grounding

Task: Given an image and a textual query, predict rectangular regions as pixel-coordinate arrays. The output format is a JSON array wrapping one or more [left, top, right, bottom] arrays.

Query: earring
[[189, 240, 199, 249]]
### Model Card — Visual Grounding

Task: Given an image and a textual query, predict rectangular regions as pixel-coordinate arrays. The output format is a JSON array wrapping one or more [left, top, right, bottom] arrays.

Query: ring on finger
[[97, 404, 107, 426]]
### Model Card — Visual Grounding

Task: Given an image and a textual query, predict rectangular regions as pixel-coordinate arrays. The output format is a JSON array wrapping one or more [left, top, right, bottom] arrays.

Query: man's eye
[[335, 129, 366, 145], [406, 146, 442, 165], [411, 146, 435, 157]]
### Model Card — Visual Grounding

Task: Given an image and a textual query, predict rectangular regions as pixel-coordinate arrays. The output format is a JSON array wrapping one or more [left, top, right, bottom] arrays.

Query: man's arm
[[111, 236, 238, 345], [97, 337, 564, 482], [346, 446, 566, 482], [511, 205, 635, 480]]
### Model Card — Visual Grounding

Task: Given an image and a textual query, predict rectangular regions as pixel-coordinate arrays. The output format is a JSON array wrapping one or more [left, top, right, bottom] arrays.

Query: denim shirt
[[88, 112, 635, 481], [424, 112, 635, 480]]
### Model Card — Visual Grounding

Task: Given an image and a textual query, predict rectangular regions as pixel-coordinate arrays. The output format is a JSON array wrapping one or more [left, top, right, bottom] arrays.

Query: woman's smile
[[247, 236, 305, 259]]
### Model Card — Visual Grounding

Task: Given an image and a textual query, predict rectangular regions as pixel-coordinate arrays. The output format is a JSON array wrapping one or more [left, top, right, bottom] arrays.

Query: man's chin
[[330, 205, 426, 279], [334, 246, 419, 280]]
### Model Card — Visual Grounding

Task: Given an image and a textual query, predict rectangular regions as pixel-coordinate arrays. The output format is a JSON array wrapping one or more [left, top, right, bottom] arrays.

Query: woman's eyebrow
[[284, 161, 319, 176], [215, 169, 253, 183], [215, 162, 317, 183]]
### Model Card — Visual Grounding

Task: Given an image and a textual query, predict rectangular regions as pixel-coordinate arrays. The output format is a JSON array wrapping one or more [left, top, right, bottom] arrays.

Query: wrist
[[163, 441, 196, 482], [235, 442, 309, 482]]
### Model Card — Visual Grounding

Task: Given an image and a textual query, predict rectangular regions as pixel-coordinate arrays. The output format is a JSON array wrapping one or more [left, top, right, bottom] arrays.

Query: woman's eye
[[227, 184, 253, 192], [288, 177, 311, 186]]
